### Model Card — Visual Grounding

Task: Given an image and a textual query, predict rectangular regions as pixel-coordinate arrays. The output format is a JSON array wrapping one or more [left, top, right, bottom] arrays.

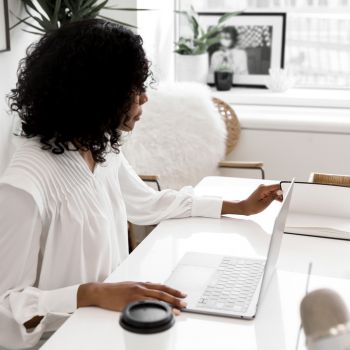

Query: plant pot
[[176, 53, 209, 84], [214, 71, 233, 91]]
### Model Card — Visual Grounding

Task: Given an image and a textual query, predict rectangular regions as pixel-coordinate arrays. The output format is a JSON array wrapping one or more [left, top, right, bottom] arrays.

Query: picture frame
[[0, 0, 10, 52], [199, 12, 286, 88]]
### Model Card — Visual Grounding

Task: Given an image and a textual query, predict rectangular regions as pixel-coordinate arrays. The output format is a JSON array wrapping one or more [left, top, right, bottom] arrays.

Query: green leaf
[[90, 0, 108, 13], [36, 0, 54, 17], [73, 0, 107, 19], [24, 2, 50, 23], [175, 42, 193, 54], [22, 0, 40, 13], [205, 37, 220, 48], [72, 7, 92, 19], [191, 15, 199, 39], [177, 43, 191, 51], [80, 0, 100, 11], [21, 19, 46, 32], [31, 14, 50, 27], [218, 11, 241, 25], [23, 28, 44, 35], [22, 1, 57, 31], [200, 26, 222, 40]]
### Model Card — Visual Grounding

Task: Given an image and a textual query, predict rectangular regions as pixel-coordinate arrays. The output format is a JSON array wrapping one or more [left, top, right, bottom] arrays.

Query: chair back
[[212, 97, 241, 156], [309, 172, 350, 187]]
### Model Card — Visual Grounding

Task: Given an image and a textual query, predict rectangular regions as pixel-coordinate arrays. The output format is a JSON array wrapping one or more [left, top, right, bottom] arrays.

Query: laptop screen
[[257, 179, 295, 304]]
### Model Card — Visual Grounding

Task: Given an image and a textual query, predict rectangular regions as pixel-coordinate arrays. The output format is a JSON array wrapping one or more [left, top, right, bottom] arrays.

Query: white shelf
[[232, 104, 350, 134], [212, 87, 350, 109]]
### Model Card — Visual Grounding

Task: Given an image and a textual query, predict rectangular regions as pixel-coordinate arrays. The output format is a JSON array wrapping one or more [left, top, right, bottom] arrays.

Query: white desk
[[41, 177, 350, 350]]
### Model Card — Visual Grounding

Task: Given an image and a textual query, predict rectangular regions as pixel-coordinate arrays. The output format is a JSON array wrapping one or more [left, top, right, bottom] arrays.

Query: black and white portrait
[[208, 26, 249, 77], [200, 13, 285, 87]]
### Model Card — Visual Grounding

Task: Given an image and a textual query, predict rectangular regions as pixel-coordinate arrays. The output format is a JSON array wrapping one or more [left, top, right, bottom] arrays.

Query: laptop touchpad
[[166, 265, 215, 306]]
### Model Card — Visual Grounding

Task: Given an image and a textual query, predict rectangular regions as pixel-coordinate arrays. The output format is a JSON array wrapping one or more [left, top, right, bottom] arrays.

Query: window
[[179, 0, 350, 89]]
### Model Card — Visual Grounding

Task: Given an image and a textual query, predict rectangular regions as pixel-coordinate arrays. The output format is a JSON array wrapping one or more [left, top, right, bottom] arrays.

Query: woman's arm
[[118, 153, 223, 225], [0, 185, 79, 348], [118, 153, 281, 224]]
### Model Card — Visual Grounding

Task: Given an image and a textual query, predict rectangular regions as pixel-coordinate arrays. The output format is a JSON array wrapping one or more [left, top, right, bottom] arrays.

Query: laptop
[[165, 180, 295, 319]]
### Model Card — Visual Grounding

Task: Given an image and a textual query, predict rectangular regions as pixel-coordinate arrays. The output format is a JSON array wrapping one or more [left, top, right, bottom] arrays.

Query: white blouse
[[0, 137, 223, 349]]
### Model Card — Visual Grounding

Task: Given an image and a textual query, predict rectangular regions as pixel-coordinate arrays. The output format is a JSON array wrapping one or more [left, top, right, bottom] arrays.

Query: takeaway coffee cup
[[120, 300, 175, 350]]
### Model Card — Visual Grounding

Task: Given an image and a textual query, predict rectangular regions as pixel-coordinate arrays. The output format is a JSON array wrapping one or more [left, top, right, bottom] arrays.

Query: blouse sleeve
[[118, 153, 223, 225], [0, 184, 79, 349]]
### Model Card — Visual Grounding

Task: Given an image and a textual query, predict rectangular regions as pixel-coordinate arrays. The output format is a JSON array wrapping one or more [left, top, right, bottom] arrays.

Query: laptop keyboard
[[196, 257, 265, 313]]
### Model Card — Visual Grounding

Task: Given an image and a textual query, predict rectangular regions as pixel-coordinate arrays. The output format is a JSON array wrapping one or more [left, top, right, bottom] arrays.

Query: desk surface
[[41, 177, 350, 350]]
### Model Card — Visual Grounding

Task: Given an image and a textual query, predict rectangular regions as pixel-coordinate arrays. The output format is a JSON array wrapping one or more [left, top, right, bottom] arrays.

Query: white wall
[[0, 1, 36, 174], [222, 122, 350, 181]]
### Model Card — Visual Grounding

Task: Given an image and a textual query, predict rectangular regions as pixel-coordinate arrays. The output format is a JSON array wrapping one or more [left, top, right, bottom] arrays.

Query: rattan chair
[[309, 172, 350, 187]]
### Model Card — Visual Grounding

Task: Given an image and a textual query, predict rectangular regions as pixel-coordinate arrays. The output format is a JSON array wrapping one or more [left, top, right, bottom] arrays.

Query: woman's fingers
[[263, 183, 281, 191], [243, 183, 284, 215], [142, 282, 187, 298], [139, 283, 187, 310], [173, 308, 181, 316], [257, 184, 283, 202], [143, 287, 187, 309]]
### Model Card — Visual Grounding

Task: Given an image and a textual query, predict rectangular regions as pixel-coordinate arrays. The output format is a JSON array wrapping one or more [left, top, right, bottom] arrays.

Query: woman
[[0, 19, 281, 349], [209, 26, 249, 76]]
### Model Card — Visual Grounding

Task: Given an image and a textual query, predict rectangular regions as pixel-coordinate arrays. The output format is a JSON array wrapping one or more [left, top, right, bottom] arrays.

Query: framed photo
[[199, 12, 286, 88], [0, 0, 10, 52]]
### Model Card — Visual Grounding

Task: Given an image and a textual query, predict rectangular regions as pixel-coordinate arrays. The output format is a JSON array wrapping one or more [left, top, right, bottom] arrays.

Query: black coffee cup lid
[[120, 300, 175, 334]]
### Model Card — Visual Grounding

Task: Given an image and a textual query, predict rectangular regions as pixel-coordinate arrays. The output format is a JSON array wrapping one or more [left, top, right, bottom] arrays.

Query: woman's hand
[[222, 184, 283, 216], [77, 281, 187, 315]]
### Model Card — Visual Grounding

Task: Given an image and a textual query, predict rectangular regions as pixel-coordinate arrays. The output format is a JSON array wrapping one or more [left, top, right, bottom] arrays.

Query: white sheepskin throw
[[122, 82, 227, 190]]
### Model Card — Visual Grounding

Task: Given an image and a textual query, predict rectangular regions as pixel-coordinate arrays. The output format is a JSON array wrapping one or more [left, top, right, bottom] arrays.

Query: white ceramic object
[[265, 68, 295, 92], [175, 53, 209, 83]]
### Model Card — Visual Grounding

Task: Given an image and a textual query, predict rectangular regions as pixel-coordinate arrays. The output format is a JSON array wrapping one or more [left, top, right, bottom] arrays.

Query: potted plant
[[214, 63, 234, 91], [12, 0, 148, 34], [175, 6, 239, 83]]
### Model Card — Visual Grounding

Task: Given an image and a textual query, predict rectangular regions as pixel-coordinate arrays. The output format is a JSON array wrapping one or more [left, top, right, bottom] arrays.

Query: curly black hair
[[9, 19, 150, 163]]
